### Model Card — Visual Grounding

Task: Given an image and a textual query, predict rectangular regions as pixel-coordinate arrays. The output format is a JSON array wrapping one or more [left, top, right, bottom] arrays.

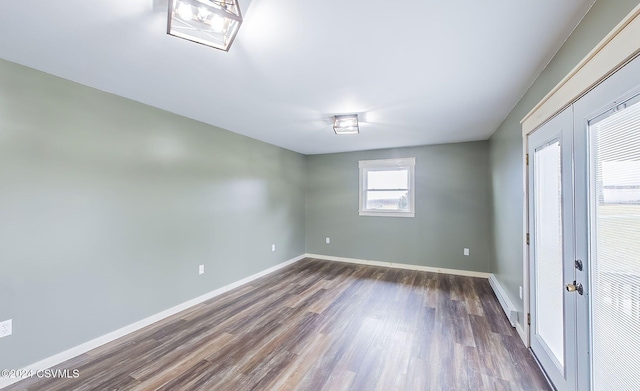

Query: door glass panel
[[534, 140, 565, 369], [589, 99, 640, 390]]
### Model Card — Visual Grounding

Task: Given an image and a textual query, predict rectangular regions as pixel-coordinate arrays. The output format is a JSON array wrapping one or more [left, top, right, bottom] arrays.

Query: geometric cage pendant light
[[333, 114, 359, 135], [168, 0, 242, 51]]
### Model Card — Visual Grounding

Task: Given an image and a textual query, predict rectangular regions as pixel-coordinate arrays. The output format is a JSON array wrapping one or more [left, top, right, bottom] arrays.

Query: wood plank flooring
[[5, 258, 550, 390]]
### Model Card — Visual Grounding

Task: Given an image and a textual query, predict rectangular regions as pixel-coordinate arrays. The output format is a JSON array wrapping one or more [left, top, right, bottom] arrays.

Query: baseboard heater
[[488, 274, 518, 327]]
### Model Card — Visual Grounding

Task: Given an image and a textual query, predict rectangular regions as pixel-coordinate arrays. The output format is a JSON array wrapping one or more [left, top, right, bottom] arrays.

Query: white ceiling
[[0, 0, 594, 155]]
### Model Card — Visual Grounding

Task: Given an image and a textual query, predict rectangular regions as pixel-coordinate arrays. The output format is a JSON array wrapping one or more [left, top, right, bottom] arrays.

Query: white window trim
[[358, 157, 416, 217]]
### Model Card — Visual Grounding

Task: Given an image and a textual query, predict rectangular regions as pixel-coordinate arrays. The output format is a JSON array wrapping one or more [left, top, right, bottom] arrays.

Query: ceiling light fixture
[[168, 0, 242, 51], [333, 114, 359, 135]]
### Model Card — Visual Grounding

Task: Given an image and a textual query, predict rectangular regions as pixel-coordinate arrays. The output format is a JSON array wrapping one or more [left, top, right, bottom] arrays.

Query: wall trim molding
[[0, 254, 306, 390], [516, 320, 527, 345], [305, 253, 490, 278], [488, 274, 518, 327]]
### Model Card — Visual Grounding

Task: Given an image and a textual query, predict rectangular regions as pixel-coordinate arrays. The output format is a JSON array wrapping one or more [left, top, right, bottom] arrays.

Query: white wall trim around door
[[0, 254, 306, 390], [305, 253, 490, 278], [488, 274, 518, 327]]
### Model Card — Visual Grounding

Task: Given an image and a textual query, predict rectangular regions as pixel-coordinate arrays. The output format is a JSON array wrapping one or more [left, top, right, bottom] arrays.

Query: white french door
[[528, 106, 579, 391], [529, 54, 640, 391], [573, 53, 640, 391]]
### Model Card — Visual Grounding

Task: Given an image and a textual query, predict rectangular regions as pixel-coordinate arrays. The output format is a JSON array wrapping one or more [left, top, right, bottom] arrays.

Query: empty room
[[1, 1, 639, 390]]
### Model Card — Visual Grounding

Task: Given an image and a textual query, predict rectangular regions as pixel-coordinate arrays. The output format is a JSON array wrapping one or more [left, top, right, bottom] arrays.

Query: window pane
[[367, 169, 408, 190], [534, 140, 565, 369], [365, 191, 409, 210], [590, 99, 640, 391], [358, 158, 415, 217]]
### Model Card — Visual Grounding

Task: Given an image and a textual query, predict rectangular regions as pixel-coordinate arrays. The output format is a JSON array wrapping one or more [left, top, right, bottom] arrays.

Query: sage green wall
[[489, 0, 640, 328], [0, 59, 306, 370], [306, 142, 493, 272]]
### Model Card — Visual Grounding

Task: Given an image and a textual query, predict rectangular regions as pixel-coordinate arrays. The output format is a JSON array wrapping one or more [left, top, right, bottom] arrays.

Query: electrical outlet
[[272, 244, 276, 252], [0, 319, 12, 338], [519, 286, 523, 300], [326, 237, 330, 244], [464, 248, 470, 256], [199, 265, 205, 275]]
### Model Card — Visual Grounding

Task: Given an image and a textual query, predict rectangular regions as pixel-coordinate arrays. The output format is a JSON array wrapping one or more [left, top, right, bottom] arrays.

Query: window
[[359, 157, 415, 217]]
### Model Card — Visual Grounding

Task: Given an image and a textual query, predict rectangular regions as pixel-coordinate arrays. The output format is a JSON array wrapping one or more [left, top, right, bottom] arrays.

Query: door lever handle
[[566, 281, 584, 295]]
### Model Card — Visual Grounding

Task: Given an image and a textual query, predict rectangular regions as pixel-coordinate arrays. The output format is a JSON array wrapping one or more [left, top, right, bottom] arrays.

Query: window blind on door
[[589, 97, 640, 391]]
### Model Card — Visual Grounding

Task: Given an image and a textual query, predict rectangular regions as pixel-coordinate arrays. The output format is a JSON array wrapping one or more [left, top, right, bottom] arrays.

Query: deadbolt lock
[[566, 281, 584, 295]]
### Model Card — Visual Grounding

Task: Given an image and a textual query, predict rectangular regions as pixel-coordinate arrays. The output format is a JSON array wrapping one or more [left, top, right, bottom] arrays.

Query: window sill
[[359, 211, 415, 218]]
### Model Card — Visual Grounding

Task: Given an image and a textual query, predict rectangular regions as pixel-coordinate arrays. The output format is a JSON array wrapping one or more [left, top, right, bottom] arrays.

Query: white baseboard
[[305, 253, 490, 278], [0, 254, 306, 390], [488, 274, 518, 327], [516, 320, 527, 345]]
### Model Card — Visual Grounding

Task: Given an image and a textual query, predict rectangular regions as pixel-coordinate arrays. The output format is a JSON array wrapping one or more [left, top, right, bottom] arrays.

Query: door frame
[[520, 5, 640, 351], [526, 107, 579, 390]]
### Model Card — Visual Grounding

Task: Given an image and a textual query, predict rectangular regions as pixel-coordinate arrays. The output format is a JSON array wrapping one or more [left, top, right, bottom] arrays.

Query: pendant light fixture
[[333, 114, 360, 135], [168, 0, 242, 51]]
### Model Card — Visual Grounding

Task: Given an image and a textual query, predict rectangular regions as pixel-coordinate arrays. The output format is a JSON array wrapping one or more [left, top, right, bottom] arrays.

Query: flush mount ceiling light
[[333, 114, 359, 135], [168, 0, 242, 51]]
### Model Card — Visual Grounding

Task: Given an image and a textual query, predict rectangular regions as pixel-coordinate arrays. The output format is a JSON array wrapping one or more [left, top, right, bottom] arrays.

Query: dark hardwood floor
[[5, 258, 550, 390]]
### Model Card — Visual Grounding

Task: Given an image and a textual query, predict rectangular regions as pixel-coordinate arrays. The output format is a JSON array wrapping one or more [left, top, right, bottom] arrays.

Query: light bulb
[[177, 2, 193, 21], [210, 14, 225, 33], [197, 7, 210, 21], [339, 119, 355, 128]]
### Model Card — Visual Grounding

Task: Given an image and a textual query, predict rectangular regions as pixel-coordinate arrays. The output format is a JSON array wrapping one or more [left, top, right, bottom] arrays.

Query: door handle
[[566, 281, 584, 295]]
